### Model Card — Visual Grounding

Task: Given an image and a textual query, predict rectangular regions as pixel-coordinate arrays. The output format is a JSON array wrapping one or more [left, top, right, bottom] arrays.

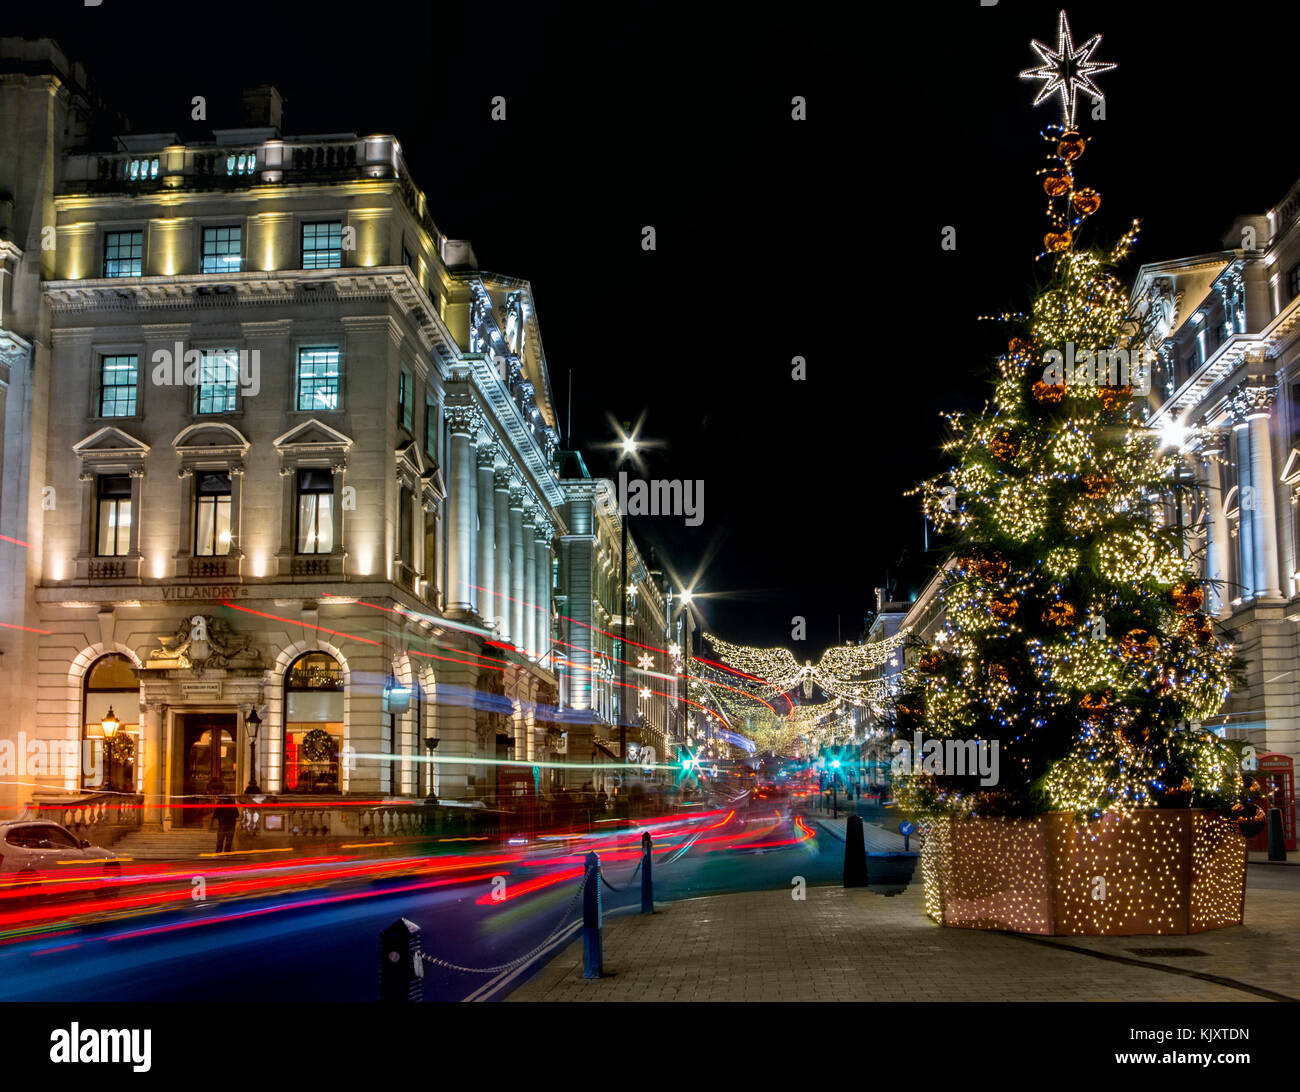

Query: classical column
[[1233, 381, 1282, 600], [522, 506, 538, 658], [444, 403, 481, 612], [1249, 396, 1283, 600], [141, 702, 164, 829], [493, 467, 513, 640], [1200, 450, 1230, 617], [509, 485, 527, 651], [476, 441, 498, 627], [534, 517, 553, 665], [1234, 419, 1255, 603]]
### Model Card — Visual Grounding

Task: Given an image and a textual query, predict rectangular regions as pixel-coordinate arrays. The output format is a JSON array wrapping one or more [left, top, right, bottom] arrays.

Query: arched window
[[284, 652, 343, 794], [82, 654, 139, 792]]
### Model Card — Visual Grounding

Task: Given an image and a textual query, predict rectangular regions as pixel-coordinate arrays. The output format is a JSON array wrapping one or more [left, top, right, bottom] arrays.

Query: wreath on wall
[[106, 733, 136, 764], [300, 728, 335, 763]]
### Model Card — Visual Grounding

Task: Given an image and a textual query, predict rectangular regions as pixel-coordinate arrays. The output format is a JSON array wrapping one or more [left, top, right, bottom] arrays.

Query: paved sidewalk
[[811, 815, 908, 850], [509, 866, 1300, 1002]]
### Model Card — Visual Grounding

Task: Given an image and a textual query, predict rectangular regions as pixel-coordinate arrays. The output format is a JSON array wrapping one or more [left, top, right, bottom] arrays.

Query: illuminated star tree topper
[[1019, 10, 1115, 128]]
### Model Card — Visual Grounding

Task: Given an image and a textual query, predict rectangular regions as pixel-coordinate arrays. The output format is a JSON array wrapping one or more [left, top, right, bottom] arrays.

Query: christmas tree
[[892, 12, 1249, 823]]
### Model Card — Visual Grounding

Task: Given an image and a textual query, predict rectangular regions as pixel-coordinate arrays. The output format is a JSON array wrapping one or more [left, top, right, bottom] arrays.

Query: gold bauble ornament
[[1071, 187, 1101, 216], [1008, 337, 1033, 357], [1057, 131, 1086, 161], [1082, 471, 1113, 499], [1043, 600, 1077, 627], [974, 553, 1010, 582], [1078, 690, 1111, 713], [1032, 380, 1065, 405], [1097, 385, 1131, 411], [1043, 172, 1071, 197], [1044, 230, 1072, 253], [1169, 580, 1204, 615], [990, 595, 1020, 620], [1120, 628, 1160, 661], [917, 651, 944, 674], [990, 430, 1020, 460]]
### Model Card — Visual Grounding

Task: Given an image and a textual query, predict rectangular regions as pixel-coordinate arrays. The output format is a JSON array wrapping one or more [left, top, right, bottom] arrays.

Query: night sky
[[17, 1, 1300, 653]]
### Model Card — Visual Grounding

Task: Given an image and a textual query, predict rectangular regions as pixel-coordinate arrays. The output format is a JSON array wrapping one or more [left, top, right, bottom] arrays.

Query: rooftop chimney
[[240, 85, 283, 131]]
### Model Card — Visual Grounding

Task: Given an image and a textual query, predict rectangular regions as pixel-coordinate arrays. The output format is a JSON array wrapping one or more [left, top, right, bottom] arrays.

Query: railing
[[60, 136, 442, 254], [291, 557, 330, 577], [31, 792, 143, 835], [88, 559, 127, 579], [356, 804, 436, 838], [188, 557, 230, 578]]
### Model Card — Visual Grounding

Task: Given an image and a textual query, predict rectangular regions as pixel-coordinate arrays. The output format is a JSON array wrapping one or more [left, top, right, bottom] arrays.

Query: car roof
[[0, 819, 62, 828]]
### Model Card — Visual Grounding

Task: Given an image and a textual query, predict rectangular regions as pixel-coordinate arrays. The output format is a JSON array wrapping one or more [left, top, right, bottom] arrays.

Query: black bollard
[[378, 917, 424, 1001], [1268, 807, 1287, 861], [843, 814, 868, 887], [640, 831, 654, 914], [582, 851, 603, 978]]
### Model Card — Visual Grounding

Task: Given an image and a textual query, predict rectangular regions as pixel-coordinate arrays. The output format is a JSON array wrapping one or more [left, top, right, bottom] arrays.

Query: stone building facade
[[0, 38, 679, 830]]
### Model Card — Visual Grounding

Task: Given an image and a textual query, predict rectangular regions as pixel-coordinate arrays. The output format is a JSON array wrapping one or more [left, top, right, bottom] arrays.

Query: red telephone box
[[1247, 752, 1296, 852]]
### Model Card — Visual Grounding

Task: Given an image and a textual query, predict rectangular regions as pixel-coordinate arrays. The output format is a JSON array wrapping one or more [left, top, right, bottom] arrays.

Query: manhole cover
[[1126, 947, 1209, 958]]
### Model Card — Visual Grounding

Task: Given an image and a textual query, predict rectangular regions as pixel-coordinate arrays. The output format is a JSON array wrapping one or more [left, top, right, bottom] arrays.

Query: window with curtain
[[195, 471, 232, 556], [296, 468, 334, 554], [96, 474, 132, 556]]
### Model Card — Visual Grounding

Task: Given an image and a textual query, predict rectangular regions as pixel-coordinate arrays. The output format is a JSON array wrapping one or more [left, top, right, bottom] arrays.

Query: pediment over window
[[72, 426, 149, 477], [73, 426, 150, 458], [395, 441, 446, 512], [274, 417, 352, 474], [173, 422, 251, 458], [274, 418, 354, 451]]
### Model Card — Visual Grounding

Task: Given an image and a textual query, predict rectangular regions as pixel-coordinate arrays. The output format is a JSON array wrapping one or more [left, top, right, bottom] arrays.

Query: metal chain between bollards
[[419, 869, 591, 976], [598, 854, 643, 893]]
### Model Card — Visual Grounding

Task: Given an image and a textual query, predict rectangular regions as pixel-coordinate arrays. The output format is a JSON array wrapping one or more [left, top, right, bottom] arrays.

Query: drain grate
[[1126, 947, 1209, 958]]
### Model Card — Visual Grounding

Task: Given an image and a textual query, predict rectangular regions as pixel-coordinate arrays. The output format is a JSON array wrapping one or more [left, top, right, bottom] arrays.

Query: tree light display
[[895, 10, 1249, 827]]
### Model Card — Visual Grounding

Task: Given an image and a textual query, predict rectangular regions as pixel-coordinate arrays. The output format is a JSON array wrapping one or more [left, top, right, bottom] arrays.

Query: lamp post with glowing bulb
[[244, 707, 262, 795], [616, 425, 639, 763], [101, 706, 121, 791]]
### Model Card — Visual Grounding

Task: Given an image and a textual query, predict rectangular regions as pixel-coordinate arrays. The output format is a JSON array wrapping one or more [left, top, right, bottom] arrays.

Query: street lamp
[[616, 423, 640, 764], [101, 707, 120, 791], [244, 707, 262, 795]]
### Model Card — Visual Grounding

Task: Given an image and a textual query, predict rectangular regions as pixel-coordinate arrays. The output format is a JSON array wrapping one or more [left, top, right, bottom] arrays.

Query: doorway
[[181, 713, 238, 826]]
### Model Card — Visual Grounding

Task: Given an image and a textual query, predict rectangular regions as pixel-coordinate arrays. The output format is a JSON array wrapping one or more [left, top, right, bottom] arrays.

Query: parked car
[[0, 820, 121, 899]]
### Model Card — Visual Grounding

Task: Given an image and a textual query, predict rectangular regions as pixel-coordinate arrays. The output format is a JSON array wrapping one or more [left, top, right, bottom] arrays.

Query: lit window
[[103, 230, 143, 278], [296, 347, 341, 411], [301, 221, 343, 269], [99, 355, 138, 417], [201, 226, 243, 273], [195, 349, 239, 414], [82, 654, 139, 792], [96, 474, 132, 556], [296, 468, 334, 554], [284, 652, 343, 795], [195, 471, 232, 556]]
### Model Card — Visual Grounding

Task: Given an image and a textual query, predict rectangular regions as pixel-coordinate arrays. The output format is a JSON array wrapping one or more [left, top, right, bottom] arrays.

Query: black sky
[[15, 0, 1300, 654]]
